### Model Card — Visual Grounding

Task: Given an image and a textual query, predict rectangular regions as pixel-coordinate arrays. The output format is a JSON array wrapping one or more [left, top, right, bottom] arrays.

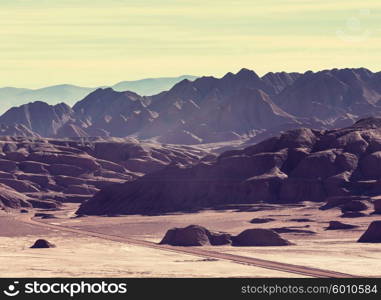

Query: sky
[[1, 0, 381, 88]]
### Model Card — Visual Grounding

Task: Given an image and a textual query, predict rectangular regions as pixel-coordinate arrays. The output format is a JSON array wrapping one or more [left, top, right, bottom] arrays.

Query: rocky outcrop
[[326, 221, 358, 230], [30, 239, 56, 248], [232, 229, 292, 246], [159, 225, 291, 247], [159, 225, 231, 246], [358, 221, 381, 243]]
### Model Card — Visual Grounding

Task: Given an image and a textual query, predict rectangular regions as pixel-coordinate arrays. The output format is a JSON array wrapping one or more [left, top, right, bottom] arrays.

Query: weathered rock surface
[[0, 136, 210, 210], [78, 118, 381, 215], [159, 225, 231, 246], [159, 225, 291, 247], [232, 229, 292, 246], [358, 221, 381, 243]]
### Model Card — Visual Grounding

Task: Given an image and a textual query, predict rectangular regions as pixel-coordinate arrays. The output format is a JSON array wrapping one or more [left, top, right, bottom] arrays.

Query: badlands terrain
[[1, 117, 381, 277], [1, 68, 381, 277]]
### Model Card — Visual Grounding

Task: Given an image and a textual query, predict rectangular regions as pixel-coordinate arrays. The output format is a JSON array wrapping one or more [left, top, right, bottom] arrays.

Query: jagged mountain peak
[[235, 68, 260, 79]]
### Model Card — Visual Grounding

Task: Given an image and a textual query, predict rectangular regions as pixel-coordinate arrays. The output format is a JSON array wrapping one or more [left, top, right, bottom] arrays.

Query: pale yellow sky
[[1, 0, 380, 88]]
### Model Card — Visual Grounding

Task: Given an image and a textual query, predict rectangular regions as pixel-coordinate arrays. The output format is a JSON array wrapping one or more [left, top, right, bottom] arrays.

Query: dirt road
[[16, 214, 358, 278]]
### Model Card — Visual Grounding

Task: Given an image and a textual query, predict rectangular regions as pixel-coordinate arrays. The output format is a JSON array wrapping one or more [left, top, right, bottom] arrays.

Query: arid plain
[[1, 201, 380, 278]]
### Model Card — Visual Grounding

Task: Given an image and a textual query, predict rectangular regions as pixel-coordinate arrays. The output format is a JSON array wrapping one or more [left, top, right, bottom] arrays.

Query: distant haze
[[0, 75, 197, 114]]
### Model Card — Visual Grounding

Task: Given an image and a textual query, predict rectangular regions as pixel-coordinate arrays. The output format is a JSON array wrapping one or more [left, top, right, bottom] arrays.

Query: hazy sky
[[1, 0, 380, 88]]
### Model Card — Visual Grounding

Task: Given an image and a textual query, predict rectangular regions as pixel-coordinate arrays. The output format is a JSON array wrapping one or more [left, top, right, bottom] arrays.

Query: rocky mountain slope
[[0, 102, 74, 137], [77, 117, 381, 215], [0, 137, 210, 211], [1, 68, 380, 145]]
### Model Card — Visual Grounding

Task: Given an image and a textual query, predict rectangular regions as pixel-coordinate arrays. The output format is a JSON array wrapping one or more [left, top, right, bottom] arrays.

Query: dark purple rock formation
[[159, 225, 231, 246], [77, 117, 381, 215], [30, 239, 56, 248], [232, 229, 292, 246], [0, 136, 210, 210], [358, 221, 381, 243]]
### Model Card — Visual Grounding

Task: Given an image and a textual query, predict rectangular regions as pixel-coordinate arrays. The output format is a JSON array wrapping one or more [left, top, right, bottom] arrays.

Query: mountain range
[[0, 75, 197, 114], [0, 68, 380, 145]]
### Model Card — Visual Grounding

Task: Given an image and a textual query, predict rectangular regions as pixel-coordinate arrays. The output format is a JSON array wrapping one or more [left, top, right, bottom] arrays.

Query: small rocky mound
[[250, 218, 275, 224], [358, 221, 381, 243], [326, 221, 358, 230], [340, 200, 368, 212], [159, 225, 231, 246], [232, 229, 292, 246], [340, 211, 367, 218], [30, 239, 56, 248]]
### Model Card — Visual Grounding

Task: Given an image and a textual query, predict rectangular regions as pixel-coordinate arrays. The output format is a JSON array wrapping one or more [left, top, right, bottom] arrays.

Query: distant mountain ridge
[[112, 75, 198, 95], [0, 85, 93, 115], [0, 75, 198, 114], [0, 68, 380, 145]]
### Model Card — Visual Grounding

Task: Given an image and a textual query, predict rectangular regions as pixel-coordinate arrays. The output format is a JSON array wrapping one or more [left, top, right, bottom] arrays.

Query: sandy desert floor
[[0, 202, 380, 277]]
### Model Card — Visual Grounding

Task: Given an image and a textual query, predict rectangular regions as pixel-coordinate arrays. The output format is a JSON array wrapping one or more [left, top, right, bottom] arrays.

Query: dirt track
[[16, 214, 359, 278]]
